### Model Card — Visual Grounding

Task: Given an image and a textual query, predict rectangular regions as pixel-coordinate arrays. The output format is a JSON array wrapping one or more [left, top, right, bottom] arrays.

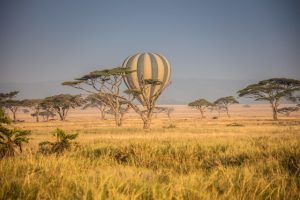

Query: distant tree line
[[1, 78, 299, 127], [188, 96, 239, 119], [189, 78, 300, 120], [0, 92, 85, 122]]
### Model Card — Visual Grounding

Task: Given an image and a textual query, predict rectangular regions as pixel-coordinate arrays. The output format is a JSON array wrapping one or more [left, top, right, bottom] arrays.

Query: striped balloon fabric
[[122, 52, 171, 105]]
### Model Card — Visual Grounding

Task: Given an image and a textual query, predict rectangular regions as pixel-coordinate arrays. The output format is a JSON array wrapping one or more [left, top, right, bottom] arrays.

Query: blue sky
[[0, 0, 299, 103]]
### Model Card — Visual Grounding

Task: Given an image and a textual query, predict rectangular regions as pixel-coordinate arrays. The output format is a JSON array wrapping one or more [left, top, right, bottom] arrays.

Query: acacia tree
[[188, 99, 213, 119], [166, 107, 175, 118], [213, 96, 239, 118], [3, 100, 24, 122], [23, 99, 42, 122], [45, 94, 83, 121], [0, 92, 18, 124], [124, 78, 168, 129], [0, 92, 23, 122], [83, 94, 110, 120], [63, 67, 132, 127], [238, 78, 300, 120], [63, 67, 164, 129], [104, 101, 131, 125], [39, 98, 56, 121], [153, 107, 175, 118]]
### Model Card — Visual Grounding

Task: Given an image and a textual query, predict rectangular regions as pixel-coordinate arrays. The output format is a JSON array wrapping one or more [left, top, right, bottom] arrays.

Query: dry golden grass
[[1, 104, 300, 199]]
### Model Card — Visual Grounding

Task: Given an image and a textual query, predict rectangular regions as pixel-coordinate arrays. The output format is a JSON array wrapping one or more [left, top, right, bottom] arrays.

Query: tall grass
[[1, 134, 299, 199]]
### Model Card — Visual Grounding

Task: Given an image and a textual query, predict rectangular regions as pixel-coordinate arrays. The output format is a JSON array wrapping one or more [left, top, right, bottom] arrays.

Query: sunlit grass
[[1, 106, 300, 199]]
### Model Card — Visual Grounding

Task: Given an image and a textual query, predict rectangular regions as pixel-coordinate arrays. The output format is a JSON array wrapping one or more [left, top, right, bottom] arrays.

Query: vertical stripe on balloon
[[155, 53, 169, 89], [126, 53, 139, 90], [149, 53, 158, 97]]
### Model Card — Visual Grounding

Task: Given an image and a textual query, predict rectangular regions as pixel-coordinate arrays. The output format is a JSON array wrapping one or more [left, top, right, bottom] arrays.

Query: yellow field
[[1, 104, 300, 199]]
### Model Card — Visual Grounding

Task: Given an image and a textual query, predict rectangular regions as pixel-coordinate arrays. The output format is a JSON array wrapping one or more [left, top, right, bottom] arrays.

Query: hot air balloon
[[122, 52, 171, 106]]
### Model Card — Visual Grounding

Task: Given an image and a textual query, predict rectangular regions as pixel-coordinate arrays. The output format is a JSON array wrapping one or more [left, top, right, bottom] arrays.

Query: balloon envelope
[[122, 52, 171, 105]]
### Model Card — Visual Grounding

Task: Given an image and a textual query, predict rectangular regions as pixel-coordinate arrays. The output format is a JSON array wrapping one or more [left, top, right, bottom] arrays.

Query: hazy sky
[[0, 0, 299, 102]]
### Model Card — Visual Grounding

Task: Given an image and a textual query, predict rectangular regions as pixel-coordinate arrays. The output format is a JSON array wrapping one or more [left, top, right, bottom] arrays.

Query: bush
[[38, 128, 79, 155], [0, 108, 11, 124], [0, 125, 31, 158]]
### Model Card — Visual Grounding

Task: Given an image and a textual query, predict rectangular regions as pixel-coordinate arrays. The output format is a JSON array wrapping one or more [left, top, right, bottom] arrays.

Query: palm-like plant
[[0, 125, 31, 158], [39, 128, 78, 155], [0, 108, 11, 124]]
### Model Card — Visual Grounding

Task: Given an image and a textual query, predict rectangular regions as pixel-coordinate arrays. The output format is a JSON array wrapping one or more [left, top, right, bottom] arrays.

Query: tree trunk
[[100, 110, 106, 120], [59, 113, 64, 120], [12, 111, 17, 122], [143, 110, 153, 129], [115, 113, 122, 127], [57, 110, 64, 121], [200, 110, 204, 119], [226, 107, 230, 118], [143, 118, 151, 129], [271, 100, 278, 121], [8, 107, 17, 122], [36, 108, 40, 122], [272, 106, 278, 120]]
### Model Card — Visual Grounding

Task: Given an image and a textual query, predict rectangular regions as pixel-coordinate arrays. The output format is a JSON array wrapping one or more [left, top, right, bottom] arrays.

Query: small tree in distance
[[45, 94, 83, 121], [63, 67, 132, 127], [153, 107, 175, 118], [188, 99, 213, 119], [0, 93, 12, 124], [23, 99, 42, 122], [238, 78, 300, 120], [213, 96, 239, 118], [0, 91, 22, 122], [83, 94, 109, 120]]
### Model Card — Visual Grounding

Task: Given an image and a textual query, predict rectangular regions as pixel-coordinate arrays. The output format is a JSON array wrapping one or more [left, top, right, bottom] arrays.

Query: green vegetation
[[0, 126, 31, 158], [0, 91, 21, 122], [44, 94, 83, 121], [0, 108, 11, 124], [0, 91, 31, 159], [188, 98, 213, 119], [238, 78, 300, 120], [213, 96, 239, 118], [39, 128, 78, 155]]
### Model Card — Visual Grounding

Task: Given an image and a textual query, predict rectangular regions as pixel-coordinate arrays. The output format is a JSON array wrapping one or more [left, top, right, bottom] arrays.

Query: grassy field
[[1, 105, 300, 199]]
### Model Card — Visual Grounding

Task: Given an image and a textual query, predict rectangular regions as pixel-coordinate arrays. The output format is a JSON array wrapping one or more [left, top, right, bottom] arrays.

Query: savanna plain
[[1, 104, 300, 200]]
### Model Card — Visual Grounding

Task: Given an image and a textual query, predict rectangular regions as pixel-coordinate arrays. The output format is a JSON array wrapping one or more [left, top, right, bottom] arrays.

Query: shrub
[[0, 125, 31, 158], [38, 128, 78, 155], [0, 108, 11, 124]]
